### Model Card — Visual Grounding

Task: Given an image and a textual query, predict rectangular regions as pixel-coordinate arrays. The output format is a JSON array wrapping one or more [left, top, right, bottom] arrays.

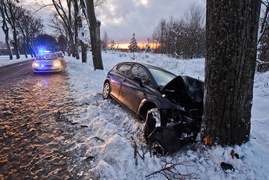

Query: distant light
[[41, 65, 44, 68]]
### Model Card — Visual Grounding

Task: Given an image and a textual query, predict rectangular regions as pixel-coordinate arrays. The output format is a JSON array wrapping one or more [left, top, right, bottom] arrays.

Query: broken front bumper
[[148, 108, 202, 154]]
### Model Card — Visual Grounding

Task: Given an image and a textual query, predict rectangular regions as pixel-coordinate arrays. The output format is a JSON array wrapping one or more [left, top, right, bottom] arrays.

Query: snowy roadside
[[0, 55, 33, 67], [63, 51, 269, 180], [1, 52, 268, 179]]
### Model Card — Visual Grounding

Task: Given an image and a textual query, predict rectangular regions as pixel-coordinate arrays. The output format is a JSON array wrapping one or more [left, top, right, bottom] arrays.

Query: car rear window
[[117, 63, 132, 74]]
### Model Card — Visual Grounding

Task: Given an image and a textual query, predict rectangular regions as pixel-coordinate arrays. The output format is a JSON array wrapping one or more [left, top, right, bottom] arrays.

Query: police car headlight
[[33, 62, 39, 67], [53, 61, 61, 67]]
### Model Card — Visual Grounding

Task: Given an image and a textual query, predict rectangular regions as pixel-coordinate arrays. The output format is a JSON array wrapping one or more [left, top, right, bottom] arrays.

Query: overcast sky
[[0, 0, 206, 43]]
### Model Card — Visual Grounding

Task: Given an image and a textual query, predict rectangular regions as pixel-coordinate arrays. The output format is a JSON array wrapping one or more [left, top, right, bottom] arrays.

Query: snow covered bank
[[0, 55, 32, 67], [63, 51, 269, 179]]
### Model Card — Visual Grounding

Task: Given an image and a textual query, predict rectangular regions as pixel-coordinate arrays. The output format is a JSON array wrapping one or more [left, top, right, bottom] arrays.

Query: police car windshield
[[36, 53, 57, 60]]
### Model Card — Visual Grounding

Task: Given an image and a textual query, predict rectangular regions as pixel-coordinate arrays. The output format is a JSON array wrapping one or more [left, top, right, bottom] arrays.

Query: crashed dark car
[[102, 62, 204, 154]]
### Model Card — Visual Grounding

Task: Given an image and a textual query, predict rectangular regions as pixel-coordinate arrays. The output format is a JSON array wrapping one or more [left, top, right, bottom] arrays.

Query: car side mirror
[[133, 76, 143, 87]]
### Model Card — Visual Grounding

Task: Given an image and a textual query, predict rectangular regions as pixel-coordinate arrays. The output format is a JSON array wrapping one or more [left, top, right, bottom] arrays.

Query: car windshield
[[148, 67, 176, 88], [36, 54, 57, 60], [56, 52, 63, 57]]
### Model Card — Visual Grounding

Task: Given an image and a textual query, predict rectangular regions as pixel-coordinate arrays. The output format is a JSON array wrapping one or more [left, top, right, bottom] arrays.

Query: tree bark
[[85, 0, 104, 70], [8, 2, 20, 59], [74, 0, 87, 63], [81, 42, 87, 63], [3, 26, 13, 60], [201, 0, 261, 146], [0, 4, 13, 60]]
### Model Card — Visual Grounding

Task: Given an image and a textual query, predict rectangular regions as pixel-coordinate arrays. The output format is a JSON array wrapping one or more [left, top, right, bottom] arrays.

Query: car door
[[110, 63, 132, 100], [119, 64, 153, 113]]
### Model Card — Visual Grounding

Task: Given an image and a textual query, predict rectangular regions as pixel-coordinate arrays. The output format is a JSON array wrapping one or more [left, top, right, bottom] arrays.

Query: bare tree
[[28, 17, 43, 57], [101, 30, 109, 51], [259, 0, 269, 42], [83, 0, 104, 70], [152, 5, 205, 59], [258, 1, 269, 63], [152, 19, 167, 54], [50, 13, 69, 51], [184, 4, 205, 59], [17, 8, 43, 58], [17, 7, 28, 58], [201, 0, 261, 146], [52, 0, 77, 57], [0, 0, 12, 59], [1, 0, 20, 59], [74, 0, 87, 63]]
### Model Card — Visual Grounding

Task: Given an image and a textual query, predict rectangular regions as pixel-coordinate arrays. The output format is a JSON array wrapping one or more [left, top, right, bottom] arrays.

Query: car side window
[[129, 64, 151, 86], [117, 63, 132, 74]]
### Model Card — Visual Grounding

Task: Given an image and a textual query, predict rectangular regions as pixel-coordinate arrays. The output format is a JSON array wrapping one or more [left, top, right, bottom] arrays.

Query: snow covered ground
[[0, 55, 32, 67], [1, 52, 269, 179]]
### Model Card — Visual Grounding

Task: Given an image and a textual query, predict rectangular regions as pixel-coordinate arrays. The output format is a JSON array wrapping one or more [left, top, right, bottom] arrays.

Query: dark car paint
[[105, 62, 179, 119], [103, 62, 204, 154]]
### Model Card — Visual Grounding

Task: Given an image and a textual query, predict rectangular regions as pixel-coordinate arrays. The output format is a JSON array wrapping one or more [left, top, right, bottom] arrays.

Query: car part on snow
[[148, 126, 182, 154], [145, 107, 203, 154], [144, 108, 161, 141], [220, 162, 235, 173]]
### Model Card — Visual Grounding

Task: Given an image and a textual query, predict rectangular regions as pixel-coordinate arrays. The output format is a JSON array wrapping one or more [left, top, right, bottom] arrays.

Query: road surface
[[0, 60, 93, 179]]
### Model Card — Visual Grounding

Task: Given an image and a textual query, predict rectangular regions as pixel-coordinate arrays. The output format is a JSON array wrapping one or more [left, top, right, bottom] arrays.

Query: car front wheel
[[144, 108, 161, 141], [102, 82, 111, 99]]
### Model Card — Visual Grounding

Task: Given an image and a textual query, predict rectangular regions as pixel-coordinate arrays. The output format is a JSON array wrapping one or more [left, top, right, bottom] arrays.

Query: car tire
[[102, 82, 111, 99], [144, 108, 160, 141]]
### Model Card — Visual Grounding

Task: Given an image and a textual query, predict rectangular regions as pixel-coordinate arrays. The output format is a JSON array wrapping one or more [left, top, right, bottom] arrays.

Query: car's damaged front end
[[145, 76, 204, 154]]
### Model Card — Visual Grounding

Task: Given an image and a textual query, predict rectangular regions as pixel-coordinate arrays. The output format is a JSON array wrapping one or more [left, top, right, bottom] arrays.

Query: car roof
[[118, 61, 176, 75], [37, 52, 56, 55]]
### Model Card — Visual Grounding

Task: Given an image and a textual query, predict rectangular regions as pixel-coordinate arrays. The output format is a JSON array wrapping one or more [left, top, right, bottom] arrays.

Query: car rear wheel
[[102, 82, 111, 99], [144, 108, 160, 141]]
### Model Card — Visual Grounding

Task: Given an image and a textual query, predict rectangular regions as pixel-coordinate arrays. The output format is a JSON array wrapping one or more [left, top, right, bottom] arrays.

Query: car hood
[[160, 76, 204, 106]]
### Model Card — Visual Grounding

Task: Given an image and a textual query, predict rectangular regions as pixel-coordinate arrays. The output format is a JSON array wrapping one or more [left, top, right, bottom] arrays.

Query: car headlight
[[33, 62, 39, 67], [54, 61, 61, 67]]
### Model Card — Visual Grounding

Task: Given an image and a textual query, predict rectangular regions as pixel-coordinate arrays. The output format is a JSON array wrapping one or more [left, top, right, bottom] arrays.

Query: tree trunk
[[2, 24, 13, 60], [81, 41, 87, 63], [74, 19, 80, 60], [0, 2, 12, 60], [23, 37, 28, 58], [12, 28, 20, 59], [86, 0, 104, 70], [201, 0, 261, 146], [74, 0, 87, 63]]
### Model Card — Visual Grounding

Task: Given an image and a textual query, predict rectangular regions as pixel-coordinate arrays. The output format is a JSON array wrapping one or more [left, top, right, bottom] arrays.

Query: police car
[[32, 51, 62, 73]]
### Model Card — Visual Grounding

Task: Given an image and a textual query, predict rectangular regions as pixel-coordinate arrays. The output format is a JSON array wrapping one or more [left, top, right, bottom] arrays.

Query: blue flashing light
[[39, 49, 44, 53], [41, 65, 44, 68]]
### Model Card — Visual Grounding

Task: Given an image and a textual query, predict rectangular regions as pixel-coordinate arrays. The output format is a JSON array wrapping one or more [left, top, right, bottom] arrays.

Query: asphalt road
[[0, 60, 94, 179], [0, 60, 34, 89]]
